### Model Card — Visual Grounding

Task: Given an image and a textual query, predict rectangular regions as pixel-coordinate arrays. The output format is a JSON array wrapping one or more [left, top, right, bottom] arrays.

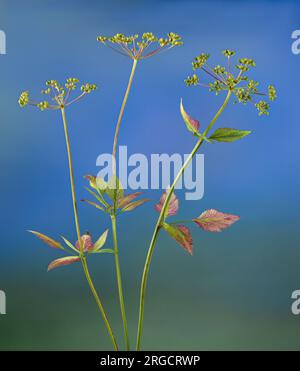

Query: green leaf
[[209, 128, 251, 142], [82, 199, 105, 212], [95, 177, 108, 192], [106, 175, 124, 201], [91, 229, 109, 252], [61, 236, 79, 253], [90, 248, 115, 255], [117, 192, 142, 209], [121, 198, 150, 212], [84, 175, 108, 199], [85, 187, 107, 208]]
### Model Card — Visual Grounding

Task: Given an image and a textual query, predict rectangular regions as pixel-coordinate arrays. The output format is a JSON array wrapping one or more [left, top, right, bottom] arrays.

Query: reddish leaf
[[81, 199, 105, 211], [155, 190, 179, 217], [117, 192, 142, 209], [75, 233, 94, 252], [84, 175, 97, 189], [84, 175, 107, 192], [28, 230, 63, 250], [47, 256, 81, 271], [180, 99, 200, 134], [193, 209, 240, 232], [163, 223, 193, 255], [122, 198, 150, 212]]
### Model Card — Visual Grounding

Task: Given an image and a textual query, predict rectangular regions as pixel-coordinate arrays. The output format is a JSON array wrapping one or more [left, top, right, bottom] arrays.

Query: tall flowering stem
[[110, 58, 138, 352], [19, 79, 118, 351], [136, 49, 276, 349], [112, 58, 138, 172], [136, 90, 232, 350], [61, 108, 118, 351], [111, 214, 130, 350], [96, 32, 182, 350]]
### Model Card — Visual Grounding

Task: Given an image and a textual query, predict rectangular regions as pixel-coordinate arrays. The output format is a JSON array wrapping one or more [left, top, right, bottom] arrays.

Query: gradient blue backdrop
[[0, 0, 299, 350]]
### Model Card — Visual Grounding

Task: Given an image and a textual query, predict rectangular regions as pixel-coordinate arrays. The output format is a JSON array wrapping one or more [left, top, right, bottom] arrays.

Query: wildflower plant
[[19, 79, 119, 351], [20, 38, 276, 352], [136, 50, 277, 350], [82, 31, 183, 350]]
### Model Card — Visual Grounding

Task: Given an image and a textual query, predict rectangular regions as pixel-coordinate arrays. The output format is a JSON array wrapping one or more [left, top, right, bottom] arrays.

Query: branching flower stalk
[[136, 90, 232, 351], [112, 58, 138, 172], [136, 50, 277, 350], [19, 79, 119, 351], [91, 32, 183, 351]]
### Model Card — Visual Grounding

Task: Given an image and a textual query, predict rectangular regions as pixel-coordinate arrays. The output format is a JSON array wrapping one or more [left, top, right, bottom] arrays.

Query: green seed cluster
[[255, 100, 270, 116], [81, 83, 97, 93], [185, 50, 277, 116], [268, 85, 277, 101], [213, 65, 226, 75], [158, 32, 182, 47], [235, 88, 252, 104], [192, 53, 210, 70], [41, 88, 51, 95], [97, 32, 182, 60], [209, 80, 224, 95], [97, 33, 135, 44], [247, 79, 259, 93], [65, 78, 79, 90], [142, 32, 157, 42], [18, 91, 29, 107], [46, 79, 65, 92], [222, 49, 236, 58], [236, 58, 256, 72], [37, 101, 49, 111], [18, 78, 98, 111], [184, 74, 199, 87]]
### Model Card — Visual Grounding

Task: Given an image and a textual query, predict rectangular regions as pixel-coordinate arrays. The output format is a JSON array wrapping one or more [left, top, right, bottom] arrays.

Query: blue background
[[0, 0, 299, 350]]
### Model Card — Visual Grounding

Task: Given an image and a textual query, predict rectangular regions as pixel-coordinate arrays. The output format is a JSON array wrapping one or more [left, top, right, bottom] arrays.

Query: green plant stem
[[109, 58, 138, 350], [136, 90, 232, 351], [112, 58, 138, 173], [81, 256, 119, 351], [60, 107, 118, 351], [61, 107, 83, 253], [111, 214, 130, 351]]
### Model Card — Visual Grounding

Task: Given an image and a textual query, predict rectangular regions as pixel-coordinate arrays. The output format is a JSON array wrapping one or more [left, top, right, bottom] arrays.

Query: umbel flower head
[[18, 78, 97, 111], [97, 32, 183, 60], [185, 50, 277, 116]]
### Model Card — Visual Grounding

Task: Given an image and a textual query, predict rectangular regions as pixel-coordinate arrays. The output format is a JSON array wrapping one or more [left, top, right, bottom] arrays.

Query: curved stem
[[112, 58, 138, 173], [81, 256, 119, 351], [61, 107, 118, 351], [111, 214, 130, 350], [136, 90, 232, 351]]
